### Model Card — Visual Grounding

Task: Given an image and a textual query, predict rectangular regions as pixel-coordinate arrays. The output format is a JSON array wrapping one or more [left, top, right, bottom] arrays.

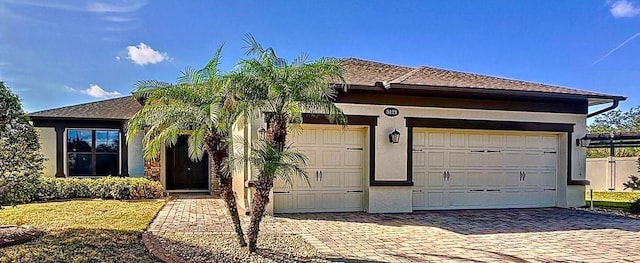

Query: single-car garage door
[[274, 126, 365, 213], [412, 128, 558, 210]]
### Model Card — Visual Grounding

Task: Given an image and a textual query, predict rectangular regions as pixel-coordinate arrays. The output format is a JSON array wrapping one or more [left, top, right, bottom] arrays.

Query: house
[[29, 58, 625, 213]]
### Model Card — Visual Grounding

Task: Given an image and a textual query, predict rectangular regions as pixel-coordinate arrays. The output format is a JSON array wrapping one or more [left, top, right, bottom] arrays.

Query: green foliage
[[630, 198, 640, 214], [234, 34, 348, 150], [587, 107, 640, 158], [624, 175, 640, 191], [0, 82, 45, 206], [242, 141, 309, 189], [1, 177, 163, 205]]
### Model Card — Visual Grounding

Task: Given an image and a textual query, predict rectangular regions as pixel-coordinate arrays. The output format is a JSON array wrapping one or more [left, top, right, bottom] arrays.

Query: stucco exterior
[[247, 102, 588, 214], [127, 133, 145, 177], [37, 127, 57, 177]]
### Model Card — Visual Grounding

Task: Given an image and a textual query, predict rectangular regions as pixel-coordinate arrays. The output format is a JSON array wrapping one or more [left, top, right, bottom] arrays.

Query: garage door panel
[[413, 132, 426, 148], [448, 152, 466, 168], [413, 171, 426, 187], [344, 151, 363, 167], [320, 193, 341, 209], [467, 171, 484, 187], [343, 171, 363, 188], [344, 130, 364, 145], [485, 152, 503, 169], [412, 128, 558, 210], [274, 193, 294, 211], [412, 191, 425, 208], [322, 150, 342, 167], [322, 130, 342, 145], [427, 192, 445, 207], [413, 151, 426, 168], [449, 133, 466, 148], [428, 152, 446, 168], [275, 126, 365, 213], [296, 193, 317, 210], [428, 132, 445, 147], [447, 170, 467, 188], [427, 171, 445, 188], [467, 152, 484, 169], [487, 134, 504, 149], [343, 192, 363, 209], [505, 135, 524, 149], [468, 133, 485, 148]]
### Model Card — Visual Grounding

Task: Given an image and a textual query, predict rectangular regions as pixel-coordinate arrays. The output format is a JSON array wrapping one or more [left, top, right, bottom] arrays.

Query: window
[[67, 129, 119, 176]]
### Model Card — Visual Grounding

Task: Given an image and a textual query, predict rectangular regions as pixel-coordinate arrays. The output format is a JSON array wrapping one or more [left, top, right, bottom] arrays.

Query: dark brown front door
[[166, 136, 209, 191]]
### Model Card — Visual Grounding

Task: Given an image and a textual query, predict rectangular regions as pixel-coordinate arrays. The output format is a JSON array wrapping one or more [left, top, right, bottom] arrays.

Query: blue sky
[[1, 0, 638, 114]]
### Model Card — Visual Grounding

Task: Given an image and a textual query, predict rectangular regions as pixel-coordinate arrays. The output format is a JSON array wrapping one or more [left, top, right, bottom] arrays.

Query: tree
[[587, 107, 640, 158], [126, 47, 248, 246], [234, 35, 347, 252], [0, 82, 44, 206]]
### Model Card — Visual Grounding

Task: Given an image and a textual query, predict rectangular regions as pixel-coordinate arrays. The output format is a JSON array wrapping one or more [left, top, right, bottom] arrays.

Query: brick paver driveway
[[149, 195, 640, 262]]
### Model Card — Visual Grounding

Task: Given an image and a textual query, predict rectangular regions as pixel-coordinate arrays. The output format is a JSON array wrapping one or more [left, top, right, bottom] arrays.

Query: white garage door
[[412, 129, 558, 210], [274, 126, 365, 213]]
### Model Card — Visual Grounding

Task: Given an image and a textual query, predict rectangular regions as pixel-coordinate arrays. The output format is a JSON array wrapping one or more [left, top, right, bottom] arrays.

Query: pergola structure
[[580, 132, 640, 155]]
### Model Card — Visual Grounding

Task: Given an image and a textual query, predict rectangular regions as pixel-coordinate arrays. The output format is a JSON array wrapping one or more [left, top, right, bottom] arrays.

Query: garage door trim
[[405, 117, 580, 186]]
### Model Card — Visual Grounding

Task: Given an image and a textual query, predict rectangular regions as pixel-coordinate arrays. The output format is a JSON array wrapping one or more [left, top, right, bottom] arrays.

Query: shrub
[[630, 198, 640, 214], [1, 176, 164, 205], [624, 175, 640, 191], [0, 82, 45, 206]]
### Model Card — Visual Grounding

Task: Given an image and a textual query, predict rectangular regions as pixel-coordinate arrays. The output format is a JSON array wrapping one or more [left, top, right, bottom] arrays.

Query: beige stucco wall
[[587, 157, 639, 192], [127, 133, 145, 177], [37, 127, 56, 177], [247, 103, 588, 213], [232, 119, 251, 211]]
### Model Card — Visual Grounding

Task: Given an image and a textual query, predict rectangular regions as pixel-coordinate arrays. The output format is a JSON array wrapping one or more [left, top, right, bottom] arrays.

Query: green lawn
[[0, 200, 165, 263], [585, 191, 640, 209]]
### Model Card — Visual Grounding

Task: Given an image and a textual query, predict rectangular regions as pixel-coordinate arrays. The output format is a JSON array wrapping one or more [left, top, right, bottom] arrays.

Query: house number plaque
[[384, 107, 399, 117]]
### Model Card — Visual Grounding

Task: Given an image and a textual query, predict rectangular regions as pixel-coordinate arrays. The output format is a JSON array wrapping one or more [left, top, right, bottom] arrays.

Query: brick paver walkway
[[149, 195, 640, 262]]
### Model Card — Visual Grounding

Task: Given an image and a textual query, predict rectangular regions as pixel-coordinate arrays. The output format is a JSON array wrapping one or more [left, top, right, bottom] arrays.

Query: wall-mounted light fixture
[[257, 127, 266, 141], [576, 138, 591, 147], [389, 129, 400, 144]]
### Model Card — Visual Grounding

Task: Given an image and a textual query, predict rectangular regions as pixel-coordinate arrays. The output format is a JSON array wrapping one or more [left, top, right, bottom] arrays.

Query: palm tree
[[126, 47, 248, 247], [235, 34, 348, 252]]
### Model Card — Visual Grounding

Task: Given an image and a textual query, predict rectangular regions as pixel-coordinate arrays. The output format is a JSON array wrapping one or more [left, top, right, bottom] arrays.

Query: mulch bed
[[0, 225, 43, 248], [144, 232, 329, 263], [575, 207, 640, 219]]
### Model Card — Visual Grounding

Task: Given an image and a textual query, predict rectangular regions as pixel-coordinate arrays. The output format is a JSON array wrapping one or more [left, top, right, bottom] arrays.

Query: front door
[[166, 136, 209, 191]]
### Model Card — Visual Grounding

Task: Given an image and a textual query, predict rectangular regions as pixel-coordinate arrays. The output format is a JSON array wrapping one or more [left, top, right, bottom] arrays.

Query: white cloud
[[103, 16, 135, 22], [3, 0, 146, 13], [66, 84, 121, 99], [126, 42, 168, 65], [115, 56, 121, 61], [86, 1, 147, 13], [610, 0, 640, 17]]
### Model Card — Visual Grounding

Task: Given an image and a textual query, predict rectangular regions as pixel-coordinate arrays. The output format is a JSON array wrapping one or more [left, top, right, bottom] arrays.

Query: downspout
[[587, 99, 621, 118]]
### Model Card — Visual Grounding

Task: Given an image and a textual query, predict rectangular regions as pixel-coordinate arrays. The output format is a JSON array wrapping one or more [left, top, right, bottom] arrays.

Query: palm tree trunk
[[206, 133, 247, 247], [267, 114, 287, 150], [247, 178, 273, 252]]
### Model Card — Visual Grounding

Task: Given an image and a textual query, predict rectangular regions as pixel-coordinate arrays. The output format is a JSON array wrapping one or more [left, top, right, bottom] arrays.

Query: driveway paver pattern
[[149, 195, 640, 262]]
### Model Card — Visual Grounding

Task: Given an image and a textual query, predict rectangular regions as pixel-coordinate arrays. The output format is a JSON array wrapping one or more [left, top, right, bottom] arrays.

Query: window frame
[[65, 128, 121, 177]]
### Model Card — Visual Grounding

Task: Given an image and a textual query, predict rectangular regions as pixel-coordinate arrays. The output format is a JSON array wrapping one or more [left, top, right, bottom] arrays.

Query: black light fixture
[[257, 127, 266, 141], [576, 138, 591, 147], [389, 129, 400, 144]]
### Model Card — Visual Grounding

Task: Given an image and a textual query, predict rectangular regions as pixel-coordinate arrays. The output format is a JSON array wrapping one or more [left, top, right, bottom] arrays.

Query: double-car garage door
[[412, 129, 558, 210]]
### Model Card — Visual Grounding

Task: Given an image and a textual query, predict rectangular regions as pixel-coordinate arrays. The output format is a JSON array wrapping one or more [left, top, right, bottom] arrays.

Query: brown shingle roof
[[341, 58, 623, 100], [29, 96, 141, 120]]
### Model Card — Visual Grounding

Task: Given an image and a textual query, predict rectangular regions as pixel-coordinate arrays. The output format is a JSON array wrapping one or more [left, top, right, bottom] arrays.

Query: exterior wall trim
[[404, 117, 581, 186], [336, 89, 588, 114], [32, 119, 128, 177], [298, 114, 402, 186]]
